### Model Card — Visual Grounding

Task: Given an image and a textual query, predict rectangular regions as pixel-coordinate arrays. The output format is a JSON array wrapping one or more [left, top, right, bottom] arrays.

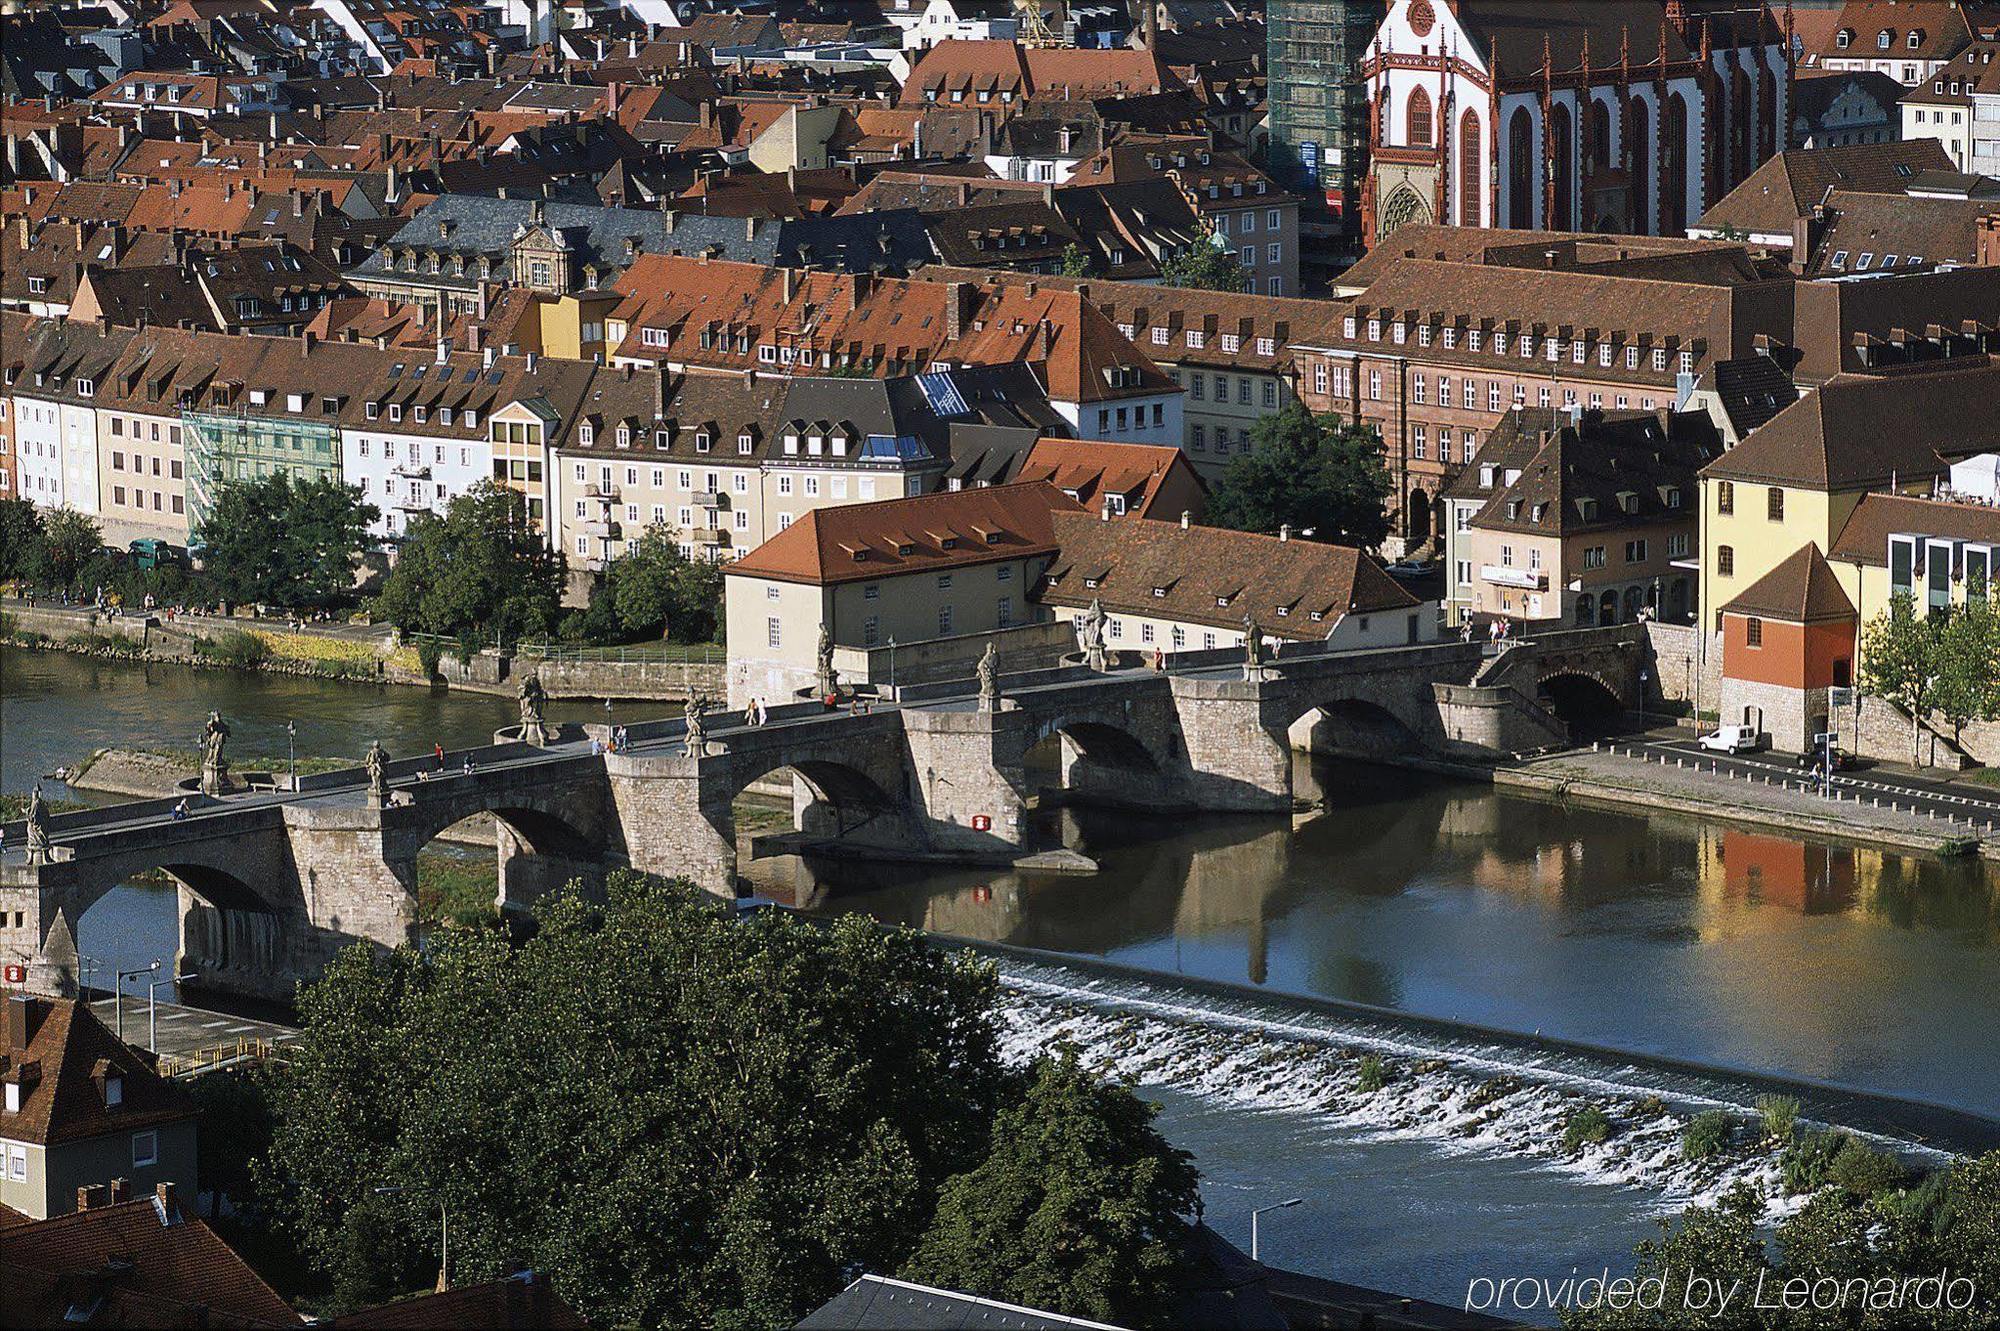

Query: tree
[[1858, 594, 1947, 766], [1931, 598, 2000, 745], [371, 481, 564, 649], [196, 472, 379, 610], [1564, 1184, 1771, 1330], [1206, 404, 1393, 549], [0, 498, 46, 583], [603, 526, 724, 644], [40, 507, 102, 592], [903, 1048, 1199, 1327], [1159, 243, 1250, 293], [260, 874, 1012, 1327], [1056, 244, 1093, 278]]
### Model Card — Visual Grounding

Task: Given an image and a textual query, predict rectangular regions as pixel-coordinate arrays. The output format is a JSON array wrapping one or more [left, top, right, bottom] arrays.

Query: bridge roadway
[[3, 625, 1649, 1003]]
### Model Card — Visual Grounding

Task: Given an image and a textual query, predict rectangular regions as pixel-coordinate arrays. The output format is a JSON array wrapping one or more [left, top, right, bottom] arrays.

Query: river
[[8, 645, 1998, 1316]]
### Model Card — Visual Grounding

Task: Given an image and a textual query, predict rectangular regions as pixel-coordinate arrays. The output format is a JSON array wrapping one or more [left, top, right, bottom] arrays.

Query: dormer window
[[104, 1075, 123, 1107], [738, 433, 753, 454], [77, 378, 95, 398], [388, 404, 402, 423], [1152, 586, 1167, 597], [5, 1081, 20, 1113], [1309, 610, 1324, 622], [616, 426, 631, 448]]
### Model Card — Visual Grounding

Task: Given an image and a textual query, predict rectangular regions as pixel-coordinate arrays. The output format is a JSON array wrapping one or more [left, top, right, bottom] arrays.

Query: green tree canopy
[[195, 472, 379, 610], [370, 481, 564, 649], [1858, 594, 1948, 765], [0, 498, 47, 583], [1056, 244, 1093, 278], [604, 526, 725, 644], [39, 507, 102, 592], [260, 874, 1008, 1326], [1931, 597, 2000, 743], [1159, 243, 1250, 293], [1206, 404, 1392, 549], [903, 1048, 1200, 1326]]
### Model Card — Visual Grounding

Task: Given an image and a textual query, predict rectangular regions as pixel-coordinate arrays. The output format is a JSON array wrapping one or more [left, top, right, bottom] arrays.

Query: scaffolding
[[1015, 0, 1065, 49], [182, 407, 341, 534]]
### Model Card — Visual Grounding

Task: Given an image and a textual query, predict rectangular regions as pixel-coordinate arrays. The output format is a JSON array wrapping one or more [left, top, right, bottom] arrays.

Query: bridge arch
[[1284, 697, 1424, 762], [385, 783, 612, 923], [1536, 670, 1629, 737]]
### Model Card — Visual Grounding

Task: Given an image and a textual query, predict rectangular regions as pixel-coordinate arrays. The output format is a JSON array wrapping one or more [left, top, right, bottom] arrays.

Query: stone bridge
[[1, 625, 1648, 1004]]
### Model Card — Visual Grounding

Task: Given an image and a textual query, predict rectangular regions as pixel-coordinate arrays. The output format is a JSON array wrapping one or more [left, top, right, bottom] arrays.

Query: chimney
[[1180, 510, 1191, 529], [1100, 498, 1113, 521], [77, 1184, 110, 1212], [607, 81, 621, 117], [783, 268, 797, 301], [5, 994, 31, 1051], [745, 216, 758, 242], [154, 1182, 180, 1225], [1279, 523, 1291, 541], [108, 1177, 130, 1205], [301, 328, 316, 356], [946, 281, 970, 339], [525, 350, 538, 372]]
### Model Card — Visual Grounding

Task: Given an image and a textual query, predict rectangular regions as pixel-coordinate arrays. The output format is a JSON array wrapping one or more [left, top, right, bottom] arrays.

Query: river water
[[8, 645, 1998, 1316]]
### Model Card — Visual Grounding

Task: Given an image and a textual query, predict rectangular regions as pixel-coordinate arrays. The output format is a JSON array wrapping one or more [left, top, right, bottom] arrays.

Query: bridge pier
[[902, 706, 1033, 857], [604, 752, 738, 898], [1168, 676, 1297, 812]]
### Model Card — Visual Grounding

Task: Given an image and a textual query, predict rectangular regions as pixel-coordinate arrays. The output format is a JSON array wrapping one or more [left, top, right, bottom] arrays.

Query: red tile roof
[[1721, 543, 1857, 622], [1, 998, 195, 1149], [726, 481, 1082, 585]]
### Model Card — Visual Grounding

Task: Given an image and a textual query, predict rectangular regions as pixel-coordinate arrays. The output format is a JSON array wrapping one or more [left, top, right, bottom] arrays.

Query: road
[[86, 991, 298, 1067], [1613, 734, 2000, 830]]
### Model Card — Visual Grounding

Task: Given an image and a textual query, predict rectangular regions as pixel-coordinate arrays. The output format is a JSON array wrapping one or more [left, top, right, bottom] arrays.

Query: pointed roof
[[0, 996, 196, 1147], [1721, 544, 1857, 622]]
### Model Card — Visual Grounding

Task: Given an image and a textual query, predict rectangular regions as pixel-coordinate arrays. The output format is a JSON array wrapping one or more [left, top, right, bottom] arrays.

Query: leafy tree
[[371, 481, 564, 649], [1564, 1184, 1770, 1330], [1160, 243, 1249, 293], [1206, 405, 1392, 549], [0, 498, 46, 582], [196, 472, 379, 610], [1858, 594, 1947, 765], [40, 507, 102, 592], [602, 526, 725, 644], [260, 874, 1012, 1327], [903, 1048, 1199, 1327], [1056, 244, 1093, 278], [1931, 598, 2000, 745]]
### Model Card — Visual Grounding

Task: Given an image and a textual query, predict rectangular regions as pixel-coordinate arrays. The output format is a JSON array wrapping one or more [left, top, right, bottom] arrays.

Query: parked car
[[1798, 746, 1855, 773], [1385, 559, 1434, 580], [1697, 724, 1765, 755]]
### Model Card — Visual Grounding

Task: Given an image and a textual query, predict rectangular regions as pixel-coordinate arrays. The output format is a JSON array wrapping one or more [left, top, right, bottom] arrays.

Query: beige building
[[723, 481, 1080, 706]]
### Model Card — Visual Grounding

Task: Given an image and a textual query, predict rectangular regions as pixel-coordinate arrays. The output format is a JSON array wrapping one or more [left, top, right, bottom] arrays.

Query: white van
[[1697, 724, 1765, 755]]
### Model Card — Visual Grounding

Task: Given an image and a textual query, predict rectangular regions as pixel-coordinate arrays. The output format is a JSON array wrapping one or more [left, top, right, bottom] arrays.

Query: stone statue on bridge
[[1242, 611, 1268, 680], [365, 740, 390, 805], [684, 695, 709, 758], [977, 641, 1000, 712], [1079, 598, 1109, 672], [815, 625, 838, 699], [517, 671, 551, 747], [23, 783, 52, 865], [200, 710, 231, 796]]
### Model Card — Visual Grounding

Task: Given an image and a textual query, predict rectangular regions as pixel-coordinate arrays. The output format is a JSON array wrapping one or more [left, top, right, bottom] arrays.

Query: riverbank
[[2, 600, 724, 702], [1497, 748, 1998, 860]]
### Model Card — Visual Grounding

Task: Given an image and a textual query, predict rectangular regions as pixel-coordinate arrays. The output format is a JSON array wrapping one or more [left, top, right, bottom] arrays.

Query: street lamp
[[113, 962, 159, 1044], [374, 1185, 450, 1292], [887, 636, 897, 696], [1250, 1197, 1303, 1262], [144, 969, 198, 1052], [286, 721, 297, 790]]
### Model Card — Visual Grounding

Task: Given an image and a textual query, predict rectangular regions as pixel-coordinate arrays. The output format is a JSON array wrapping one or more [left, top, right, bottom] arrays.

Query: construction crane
[[1015, 0, 1066, 49]]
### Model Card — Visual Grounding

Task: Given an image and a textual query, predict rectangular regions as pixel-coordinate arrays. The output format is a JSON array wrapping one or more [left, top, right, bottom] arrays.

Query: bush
[[1782, 1129, 1849, 1195], [1829, 1140, 1907, 1198], [1682, 1111, 1734, 1161], [1355, 1054, 1388, 1094], [415, 639, 442, 679], [1563, 1105, 1613, 1151], [206, 630, 271, 668], [1757, 1094, 1802, 1142]]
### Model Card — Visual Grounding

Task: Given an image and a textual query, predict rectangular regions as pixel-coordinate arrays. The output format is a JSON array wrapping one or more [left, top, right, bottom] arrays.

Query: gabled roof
[[0, 1191, 302, 1328], [1695, 140, 1957, 236], [1702, 360, 2000, 488], [799, 1274, 1125, 1329], [1041, 513, 1418, 640], [1829, 492, 2000, 567], [1721, 543, 1857, 622], [1470, 410, 1722, 536], [1016, 436, 1207, 520], [1706, 356, 1801, 436], [727, 481, 1081, 586]]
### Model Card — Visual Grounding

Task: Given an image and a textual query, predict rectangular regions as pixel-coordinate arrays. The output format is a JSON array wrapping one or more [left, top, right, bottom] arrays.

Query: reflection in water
[[791, 757, 2000, 1114]]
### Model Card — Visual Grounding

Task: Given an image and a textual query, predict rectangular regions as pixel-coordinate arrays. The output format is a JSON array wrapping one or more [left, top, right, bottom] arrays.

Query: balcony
[[578, 518, 622, 538], [583, 482, 620, 501], [390, 461, 431, 480], [692, 527, 727, 545], [692, 491, 725, 510], [1480, 565, 1546, 590]]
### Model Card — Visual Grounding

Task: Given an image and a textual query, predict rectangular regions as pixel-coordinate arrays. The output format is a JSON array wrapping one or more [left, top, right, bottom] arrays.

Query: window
[[133, 1130, 158, 1167], [766, 616, 782, 648], [1717, 480, 1733, 514], [1625, 540, 1647, 563], [1584, 546, 1606, 569], [1745, 616, 1764, 647], [1767, 487, 1785, 521], [938, 604, 953, 635], [998, 596, 1013, 627], [6, 1143, 23, 1181]]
